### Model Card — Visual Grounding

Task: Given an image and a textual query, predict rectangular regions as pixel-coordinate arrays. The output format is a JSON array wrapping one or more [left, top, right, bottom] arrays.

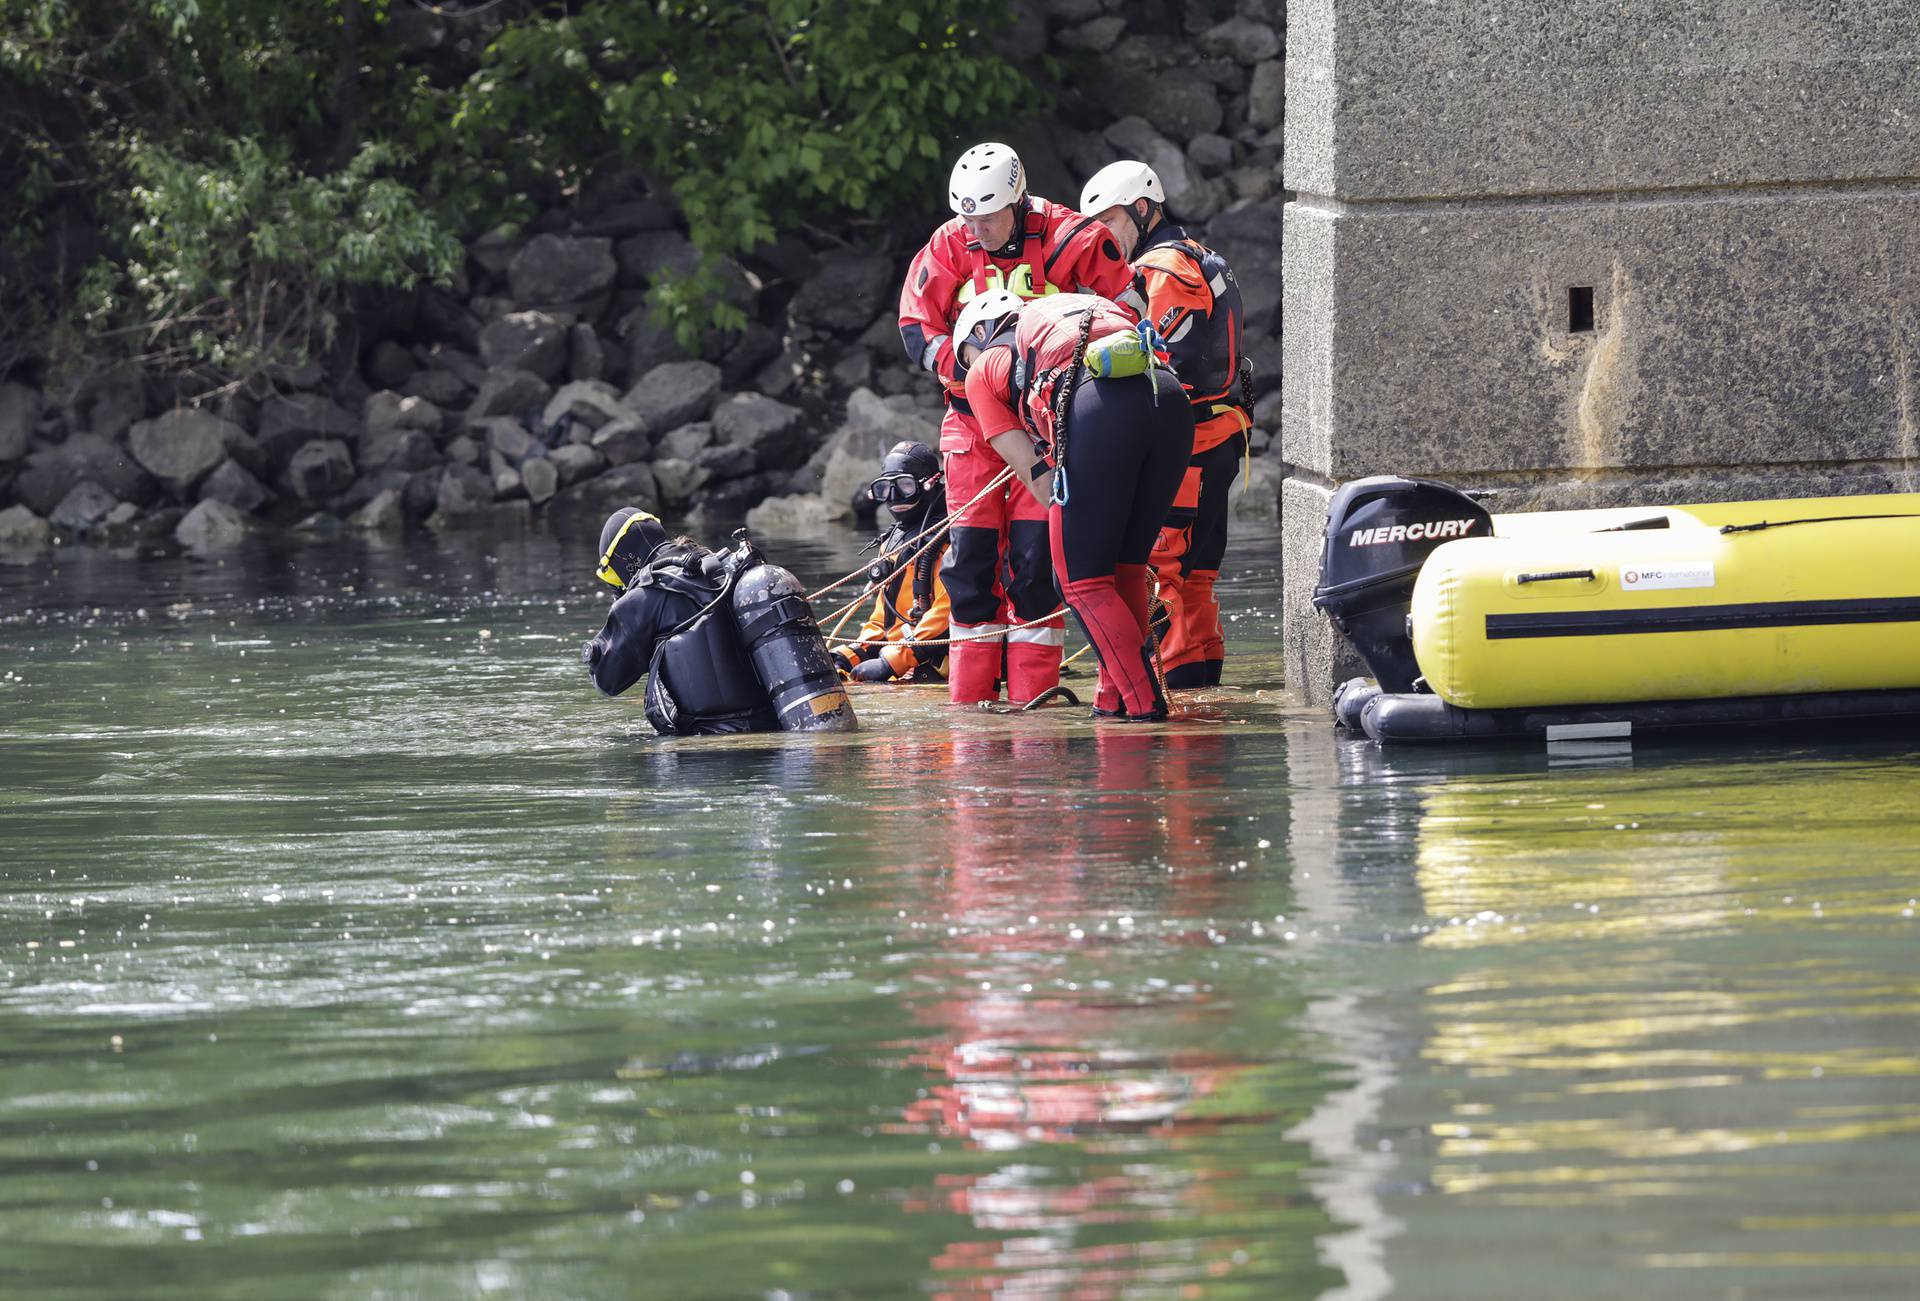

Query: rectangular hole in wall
[[1568, 285, 1596, 334]]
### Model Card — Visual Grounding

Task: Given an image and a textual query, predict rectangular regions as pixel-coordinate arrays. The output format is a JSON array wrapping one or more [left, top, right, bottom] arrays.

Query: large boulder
[[1203, 195, 1286, 332], [465, 369, 553, 425], [814, 388, 939, 513], [347, 488, 407, 533], [589, 417, 651, 466], [128, 409, 234, 494], [13, 433, 156, 514], [400, 369, 472, 406], [542, 379, 629, 431], [651, 457, 705, 506], [519, 455, 559, 505], [1197, 16, 1281, 64], [199, 458, 275, 514], [1057, 15, 1127, 51], [789, 253, 896, 333], [364, 339, 417, 390], [175, 498, 251, 553], [50, 481, 119, 532], [363, 390, 445, 438], [568, 323, 606, 382], [545, 443, 607, 488], [623, 360, 722, 433], [656, 421, 715, 462], [617, 301, 695, 378], [0, 504, 50, 554], [614, 229, 701, 286], [1247, 58, 1285, 131], [549, 462, 660, 519], [1230, 456, 1283, 524], [280, 438, 356, 504], [713, 393, 809, 471], [1104, 117, 1222, 222], [477, 417, 535, 463], [71, 366, 146, 441], [694, 442, 756, 482], [358, 428, 441, 474], [1102, 70, 1223, 142], [0, 383, 41, 463], [478, 310, 568, 379], [507, 234, 617, 306], [744, 493, 844, 536], [258, 394, 360, 467]]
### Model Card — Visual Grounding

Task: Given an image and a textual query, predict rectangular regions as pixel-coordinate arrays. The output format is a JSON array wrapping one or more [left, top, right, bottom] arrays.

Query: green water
[[3, 524, 1918, 1299]]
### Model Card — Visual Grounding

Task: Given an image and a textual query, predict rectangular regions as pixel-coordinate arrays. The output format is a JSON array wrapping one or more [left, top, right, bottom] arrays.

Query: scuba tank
[[723, 531, 860, 733]]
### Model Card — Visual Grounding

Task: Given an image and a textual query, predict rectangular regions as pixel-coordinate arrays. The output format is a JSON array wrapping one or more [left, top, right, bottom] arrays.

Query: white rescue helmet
[[949, 143, 1027, 217], [952, 289, 1024, 349], [1079, 159, 1165, 218]]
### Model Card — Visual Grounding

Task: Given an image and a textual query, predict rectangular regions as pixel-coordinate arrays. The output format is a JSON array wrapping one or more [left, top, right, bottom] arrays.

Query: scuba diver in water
[[837, 441, 953, 684], [581, 507, 857, 736]]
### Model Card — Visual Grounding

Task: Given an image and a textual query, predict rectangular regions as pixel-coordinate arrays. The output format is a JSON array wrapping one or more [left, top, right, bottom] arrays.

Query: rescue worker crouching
[[581, 507, 857, 736], [898, 141, 1135, 706], [837, 440, 952, 684], [1081, 160, 1250, 689]]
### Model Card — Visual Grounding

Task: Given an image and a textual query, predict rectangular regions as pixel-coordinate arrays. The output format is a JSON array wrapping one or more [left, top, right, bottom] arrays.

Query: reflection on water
[[1293, 737, 1920, 1299], [5, 523, 1920, 1297]]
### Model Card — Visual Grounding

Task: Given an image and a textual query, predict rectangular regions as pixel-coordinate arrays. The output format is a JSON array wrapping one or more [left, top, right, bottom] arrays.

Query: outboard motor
[[724, 532, 859, 733], [1311, 476, 1493, 693]]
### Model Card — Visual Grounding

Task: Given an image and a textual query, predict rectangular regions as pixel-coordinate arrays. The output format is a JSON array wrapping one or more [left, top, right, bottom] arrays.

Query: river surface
[[3, 520, 1918, 1299]]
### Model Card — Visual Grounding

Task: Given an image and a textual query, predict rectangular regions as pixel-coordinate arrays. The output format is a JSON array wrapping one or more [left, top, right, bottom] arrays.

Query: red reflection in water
[[863, 729, 1263, 1297]]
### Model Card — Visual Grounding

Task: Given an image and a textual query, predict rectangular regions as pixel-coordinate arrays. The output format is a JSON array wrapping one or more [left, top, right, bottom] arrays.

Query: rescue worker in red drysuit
[[897, 141, 1134, 705], [1082, 161, 1250, 688], [960, 292, 1195, 721], [835, 440, 952, 684]]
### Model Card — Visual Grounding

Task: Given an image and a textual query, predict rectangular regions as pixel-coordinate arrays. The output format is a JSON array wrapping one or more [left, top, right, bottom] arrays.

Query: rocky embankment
[[0, 1, 1288, 559]]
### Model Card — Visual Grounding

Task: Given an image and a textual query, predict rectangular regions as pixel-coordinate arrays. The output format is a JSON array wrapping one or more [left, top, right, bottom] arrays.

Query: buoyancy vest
[[634, 546, 777, 736], [1134, 225, 1245, 410], [869, 502, 950, 667]]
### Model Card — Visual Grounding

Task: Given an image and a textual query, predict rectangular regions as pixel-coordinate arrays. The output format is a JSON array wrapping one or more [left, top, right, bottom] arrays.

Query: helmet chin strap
[[1128, 199, 1157, 240], [988, 196, 1031, 258]]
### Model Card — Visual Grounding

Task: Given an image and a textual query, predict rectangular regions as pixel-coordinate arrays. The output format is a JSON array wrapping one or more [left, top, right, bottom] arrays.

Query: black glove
[[850, 656, 894, 683]]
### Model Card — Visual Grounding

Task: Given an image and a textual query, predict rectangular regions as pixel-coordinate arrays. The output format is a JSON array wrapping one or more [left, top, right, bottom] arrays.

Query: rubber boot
[[947, 627, 1003, 704], [1005, 637, 1063, 705]]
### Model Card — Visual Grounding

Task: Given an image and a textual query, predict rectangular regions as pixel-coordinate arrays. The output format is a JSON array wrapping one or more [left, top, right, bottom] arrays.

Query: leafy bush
[[115, 137, 459, 372], [1, 0, 1034, 375]]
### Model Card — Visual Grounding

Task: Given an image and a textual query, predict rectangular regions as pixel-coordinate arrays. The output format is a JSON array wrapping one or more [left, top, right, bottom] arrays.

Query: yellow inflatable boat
[[1312, 476, 1920, 743]]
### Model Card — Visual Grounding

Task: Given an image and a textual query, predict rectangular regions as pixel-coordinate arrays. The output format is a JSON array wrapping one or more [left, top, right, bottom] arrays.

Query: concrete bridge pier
[[1279, 0, 1920, 703]]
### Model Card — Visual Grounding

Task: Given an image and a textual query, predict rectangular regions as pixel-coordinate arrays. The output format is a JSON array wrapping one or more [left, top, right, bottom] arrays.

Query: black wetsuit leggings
[[1053, 373, 1195, 579], [1049, 372, 1195, 715]]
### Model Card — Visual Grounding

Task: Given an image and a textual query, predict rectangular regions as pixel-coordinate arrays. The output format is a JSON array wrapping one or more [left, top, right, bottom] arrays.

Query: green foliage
[[1, 0, 1035, 373], [449, 0, 1035, 346], [118, 137, 459, 371]]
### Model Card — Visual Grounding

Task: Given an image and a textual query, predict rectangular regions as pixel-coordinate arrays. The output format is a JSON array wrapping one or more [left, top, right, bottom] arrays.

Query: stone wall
[[0, 0, 1297, 561], [1281, 0, 1920, 701]]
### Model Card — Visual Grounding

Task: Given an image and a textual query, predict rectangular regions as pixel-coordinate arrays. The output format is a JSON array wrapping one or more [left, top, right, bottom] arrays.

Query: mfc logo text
[[1348, 519, 1481, 547]]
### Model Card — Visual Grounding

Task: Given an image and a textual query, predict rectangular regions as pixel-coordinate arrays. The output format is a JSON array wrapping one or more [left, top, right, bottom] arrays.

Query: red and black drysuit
[[964, 294, 1194, 719], [898, 197, 1133, 703], [1131, 221, 1249, 688]]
